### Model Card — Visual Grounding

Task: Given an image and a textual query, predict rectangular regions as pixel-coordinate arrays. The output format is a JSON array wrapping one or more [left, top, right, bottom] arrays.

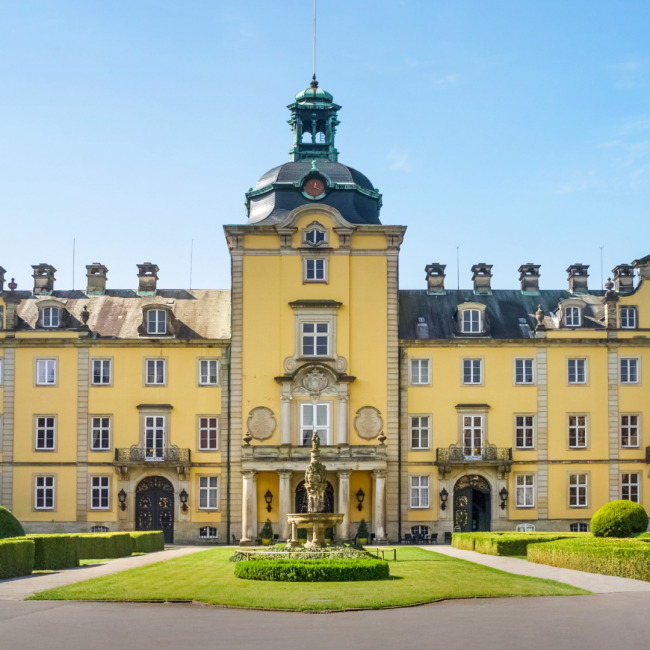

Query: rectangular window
[[199, 417, 219, 450], [516, 475, 535, 508], [620, 358, 639, 384], [146, 359, 166, 385], [515, 359, 534, 384], [199, 477, 218, 509], [569, 474, 588, 507], [42, 307, 60, 328], [570, 522, 589, 532], [91, 476, 110, 509], [300, 402, 330, 446], [621, 415, 639, 447], [410, 476, 430, 508], [411, 416, 430, 449], [35, 476, 54, 510], [622, 474, 640, 503], [620, 307, 637, 329], [461, 309, 481, 333], [515, 415, 535, 448], [568, 359, 586, 384], [568, 415, 587, 448], [36, 417, 56, 450], [462, 415, 483, 457], [305, 259, 325, 281], [463, 359, 482, 384], [199, 359, 219, 385], [145, 416, 165, 459], [92, 359, 111, 385], [36, 359, 57, 385], [147, 310, 167, 335], [565, 307, 581, 327], [91, 417, 111, 450], [302, 323, 329, 357], [410, 359, 430, 385]]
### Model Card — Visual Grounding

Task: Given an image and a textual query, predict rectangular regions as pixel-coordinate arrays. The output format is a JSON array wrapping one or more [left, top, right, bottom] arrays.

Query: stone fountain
[[286, 433, 344, 548]]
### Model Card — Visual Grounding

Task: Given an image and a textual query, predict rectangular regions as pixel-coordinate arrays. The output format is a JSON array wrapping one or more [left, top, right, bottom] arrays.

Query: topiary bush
[[76, 532, 133, 559], [591, 500, 649, 538], [26, 534, 80, 570], [0, 506, 25, 539], [235, 557, 389, 582], [260, 519, 274, 541], [130, 531, 165, 554], [357, 519, 369, 541], [0, 538, 35, 579]]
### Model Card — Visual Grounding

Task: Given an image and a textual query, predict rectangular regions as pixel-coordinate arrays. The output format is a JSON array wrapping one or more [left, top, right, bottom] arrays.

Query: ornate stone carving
[[454, 475, 491, 493], [283, 356, 298, 373], [354, 406, 383, 440], [247, 407, 276, 441], [302, 369, 329, 396], [334, 356, 348, 373], [304, 434, 329, 513]]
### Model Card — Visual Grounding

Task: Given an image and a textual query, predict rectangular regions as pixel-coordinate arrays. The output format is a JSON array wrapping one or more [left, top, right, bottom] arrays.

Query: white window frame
[[462, 415, 483, 458], [200, 526, 219, 539], [622, 473, 640, 503], [621, 414, 640, 448], [35, 476, 55, 510], [620, 307, 637, 329], [620, 358, 639, 385], [199, 476, 219, 510], [410, 476, 430, 509], [300, 402, 331, 446], [145, 359, 166, 386], [36, 359, 57, 386], [35, 416, 56, 451], [304, 228, 326, 246], [146, 309, 167, 335], [516, 474, 535, 508], [569, 474, 588, 507], [568, 415, 588, 449], [515, 415, 535, 449], [565, 306, 581, 327], [514, 358, 535, 385], [516, 524, 536, 532], [410, 416, 430, 450], [90, 476, 110, 510], [461, 309, 481, 333], [304, 258, 326, 283], [91, 416, 111, 451], [198, 416, 219, 451], [410, 358, 430, 385], [144, 415, 165, 460], [199, 359, 219, 386], [92, 359, 112, 386], [570, 522, 589, 532], [463, 358, 482, 385], [42, 306, 60, 328], [301, 322, 330, 357], [568, 358, 587, 385]]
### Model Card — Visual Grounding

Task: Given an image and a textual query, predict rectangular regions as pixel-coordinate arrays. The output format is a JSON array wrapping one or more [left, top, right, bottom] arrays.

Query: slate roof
[[398, 289, 607, 340], [14, 290, 231, 340]]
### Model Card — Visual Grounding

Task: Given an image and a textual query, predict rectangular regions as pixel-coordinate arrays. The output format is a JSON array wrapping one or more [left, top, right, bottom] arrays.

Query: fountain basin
[[287, 512, 344, 548]]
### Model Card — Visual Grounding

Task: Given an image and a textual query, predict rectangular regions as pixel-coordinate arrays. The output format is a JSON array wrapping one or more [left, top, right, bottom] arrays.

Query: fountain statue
[[286, 433, 344, 548]]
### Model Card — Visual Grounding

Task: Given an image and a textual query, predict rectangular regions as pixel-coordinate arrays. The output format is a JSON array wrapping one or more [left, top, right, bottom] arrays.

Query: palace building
[[1, 79, 649, 544]]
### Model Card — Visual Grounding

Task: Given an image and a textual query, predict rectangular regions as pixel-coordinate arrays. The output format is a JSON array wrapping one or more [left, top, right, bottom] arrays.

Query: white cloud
[[387, 148, 411, 172]]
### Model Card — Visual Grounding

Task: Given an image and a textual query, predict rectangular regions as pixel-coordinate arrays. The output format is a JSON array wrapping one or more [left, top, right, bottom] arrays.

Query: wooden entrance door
[[135, 476, 175, 544]]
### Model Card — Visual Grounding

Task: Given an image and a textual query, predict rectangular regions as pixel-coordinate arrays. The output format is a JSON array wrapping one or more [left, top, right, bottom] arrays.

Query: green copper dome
[[295, 77, 333, 104]]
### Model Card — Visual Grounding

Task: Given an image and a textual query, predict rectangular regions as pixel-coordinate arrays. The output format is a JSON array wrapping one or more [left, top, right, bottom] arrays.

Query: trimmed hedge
[[26, 534, 80, 571], [0, 506, 25, 540], [131, 531, 165, 554], [0, 538, 35, 579], [235, 557, 390, 582], [528, 538, 650, 581], [591, 500, 649, 538], [76, 532, 133, 559], [452, 532, 591, 556]]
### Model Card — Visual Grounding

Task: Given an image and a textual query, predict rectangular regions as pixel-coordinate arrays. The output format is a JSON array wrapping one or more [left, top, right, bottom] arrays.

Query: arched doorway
[[453, 475, 491, 533], [136, 476, 175, 544], [295, 480, 334, 513]]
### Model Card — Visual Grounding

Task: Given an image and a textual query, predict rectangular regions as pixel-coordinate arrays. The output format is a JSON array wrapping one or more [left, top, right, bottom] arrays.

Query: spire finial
[[313, 0, 317, 79]]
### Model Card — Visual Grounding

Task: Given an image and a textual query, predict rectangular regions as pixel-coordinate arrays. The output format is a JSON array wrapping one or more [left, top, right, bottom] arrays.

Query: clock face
[[304, 178, 325, 197]]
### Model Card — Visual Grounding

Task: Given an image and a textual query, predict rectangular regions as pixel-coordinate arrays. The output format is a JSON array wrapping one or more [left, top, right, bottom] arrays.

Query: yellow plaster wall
[[190, 467, 223, 523], [349, 471, 372, 524], [14, 465, 77, 522], [256, 471, 280, 523], [547, 463, 609, 519]]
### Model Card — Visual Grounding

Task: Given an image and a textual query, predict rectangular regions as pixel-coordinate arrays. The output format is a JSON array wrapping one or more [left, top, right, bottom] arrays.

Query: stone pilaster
[[280, 384, 291, 445], [608, 347, 620, 501], [1, 348, 15, 510], [398, 347, 411, 536], [240, 470, 257, 544], [337, 469, 351, 540], [277, 469, 292, 540], [536, 347, 548, 519], [373, 469, 387, 541], [220, 349, 231, 538], [76, 347, 89, 522]]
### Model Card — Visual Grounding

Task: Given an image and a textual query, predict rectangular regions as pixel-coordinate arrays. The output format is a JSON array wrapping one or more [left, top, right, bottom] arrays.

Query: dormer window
[[302, 221, 328, 247], [305, 230, 325, 245], [42, 307, 60, 328], [462, 309, 481, 333], [565, 306, 581, 327], [147, 309, 167, 335]]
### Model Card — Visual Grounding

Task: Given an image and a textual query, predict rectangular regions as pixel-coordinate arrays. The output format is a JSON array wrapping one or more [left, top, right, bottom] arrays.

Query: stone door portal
[[453, 475, 491, 533], [135, 476, 175, 544]]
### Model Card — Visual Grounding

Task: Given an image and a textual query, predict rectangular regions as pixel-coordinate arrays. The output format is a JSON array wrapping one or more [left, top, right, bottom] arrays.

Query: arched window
[[305, 229, 326, 245], [199, 526, 218, 539], [90, 525, 109, 533], [302, 131, 312, 143], [147, 309, 167, 335], [42, 307, 60, 328], [315, 132, 326, 144]]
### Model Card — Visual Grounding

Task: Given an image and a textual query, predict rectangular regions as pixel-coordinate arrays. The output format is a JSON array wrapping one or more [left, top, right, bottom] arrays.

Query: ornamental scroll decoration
[[454, 475, 491, 494], [354, 406, 384, 440], [247, 407, 276, 442]]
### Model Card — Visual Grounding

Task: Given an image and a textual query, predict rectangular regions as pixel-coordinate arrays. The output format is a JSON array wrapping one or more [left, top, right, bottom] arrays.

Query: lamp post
[[179, 489, 189, 513], [356, 488, 365, 511], [499, 487, 509, 511], [440, 487, 449, 511], [264, 489, 273, 512], [117, 489, 127, 512]]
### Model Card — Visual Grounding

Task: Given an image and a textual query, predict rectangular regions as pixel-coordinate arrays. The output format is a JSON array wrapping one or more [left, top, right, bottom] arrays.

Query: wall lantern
[[117, 489, 127, 511], [264, 489, 273, 512], [439, 487, 449, 511], [179, 489, 189, 513], [499, 487, 509, 511], [356, 488, 365, 511]]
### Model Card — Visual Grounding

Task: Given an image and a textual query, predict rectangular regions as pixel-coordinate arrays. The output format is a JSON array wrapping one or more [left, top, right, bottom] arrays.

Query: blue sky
[[1, 1, 649, 292]]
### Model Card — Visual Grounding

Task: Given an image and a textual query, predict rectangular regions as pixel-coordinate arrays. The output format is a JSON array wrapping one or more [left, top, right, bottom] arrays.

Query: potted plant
[[298, 528, 307, 546], [325, 527, 333, 545], [357, 519, 369, 545], [260, 519, 274, 546]]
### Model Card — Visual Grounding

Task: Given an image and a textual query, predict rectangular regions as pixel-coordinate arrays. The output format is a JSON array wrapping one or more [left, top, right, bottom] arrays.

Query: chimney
[[612, 264, 634, 294], [518, 263, 541, 293], [566, 263, 589, 294], [416, 317, 429, 339], [137, 263, 159, 294], [0, 266, 6, 292], [425, 263, 446, 294], [603, 278, 619, 329], [32, 264, 57, 295], [471, 263, 493, 294], [86, 263, 109, 295], [632, 256, 650, 281]]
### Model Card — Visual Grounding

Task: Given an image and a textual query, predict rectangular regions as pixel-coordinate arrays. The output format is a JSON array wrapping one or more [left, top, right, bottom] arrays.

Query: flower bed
[[452, 532, 591, 556]]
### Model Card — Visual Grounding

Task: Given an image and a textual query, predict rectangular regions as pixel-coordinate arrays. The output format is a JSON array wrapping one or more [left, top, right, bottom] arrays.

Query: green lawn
[[30, 547, 588, 611]]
